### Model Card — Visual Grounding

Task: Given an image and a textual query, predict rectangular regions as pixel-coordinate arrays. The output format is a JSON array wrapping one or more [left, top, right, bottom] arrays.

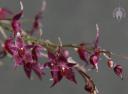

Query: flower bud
[[114, 64, 123, 79], [107, 59, 114, 69]]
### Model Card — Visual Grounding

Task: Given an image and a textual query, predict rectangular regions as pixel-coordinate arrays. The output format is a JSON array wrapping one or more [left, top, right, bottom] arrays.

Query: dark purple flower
[[11, 1, 23, 36], [0, 8, 12, 20], [114, 64, 123, 79], [76, 43, 89, 64], [89, 49, 100, 72], [89, 24, 101, 72], [60, 63, 77, 83], [5, 36, 26, 67], [4, 35, 45, 79], [45, 48, 76, 87]]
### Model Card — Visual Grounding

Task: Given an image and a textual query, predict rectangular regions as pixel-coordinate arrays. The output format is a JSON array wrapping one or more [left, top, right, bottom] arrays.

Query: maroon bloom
[[0, 8, 12, 20], [4, 34, 45, 79], [89, 51, 100, 72], [45, 48, 76, 87], [89, 24, 100, 71], [11, 1, 23, 36], [114, 64, 123, 79], [4, 36, 26, 67]]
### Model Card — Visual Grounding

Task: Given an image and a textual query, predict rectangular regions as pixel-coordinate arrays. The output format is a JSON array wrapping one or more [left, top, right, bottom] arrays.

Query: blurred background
[[0, 0, 128, 94]]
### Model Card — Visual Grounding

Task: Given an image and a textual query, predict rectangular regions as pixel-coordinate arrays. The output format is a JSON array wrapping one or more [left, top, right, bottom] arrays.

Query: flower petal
[[23, 63, 32, 79], [63, 68, 77, 84], [114, 64, 123, 79], [15, 36, 24, 48], [31, 0, 46, 35], [90, 54, 99, 71], [0, 8, 12, 20], [77, 43, 89, 64], [32, 63, 45, 80], [32, 45, 44, 61], [4, 37, 15, 55], [50, 66, 62, 87], [11, 1, 23, 36]]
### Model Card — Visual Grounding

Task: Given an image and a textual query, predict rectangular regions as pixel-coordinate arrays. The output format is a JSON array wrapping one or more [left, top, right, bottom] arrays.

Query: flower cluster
[[0, 1, 125, 94]]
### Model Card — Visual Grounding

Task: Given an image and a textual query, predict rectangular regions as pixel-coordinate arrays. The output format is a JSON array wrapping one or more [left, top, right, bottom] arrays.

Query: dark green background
[[0, 0, 128, 94]]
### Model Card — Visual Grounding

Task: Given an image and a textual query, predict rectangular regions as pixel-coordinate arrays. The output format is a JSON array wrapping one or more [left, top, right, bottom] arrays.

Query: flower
[[4, 35, 27, 67], [89, 49, 100, 72], [4, 35, 45, 79], [113, 64, 123, 79], [89, 24, 100, 72], [44, 47, 76, 87], [113, 6, 126, 21]]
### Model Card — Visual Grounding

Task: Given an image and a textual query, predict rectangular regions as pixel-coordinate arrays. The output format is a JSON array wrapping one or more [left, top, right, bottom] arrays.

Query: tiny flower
[[113, 6, 126, 21], [11, 1, 23, 36], [113, 64, 123, 79], [0, 8, 12, 20], [76, 43, 89, 64], [89, 24, 100, 72], [107, 59, 114, 69], [90, 53, 99, 72]]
